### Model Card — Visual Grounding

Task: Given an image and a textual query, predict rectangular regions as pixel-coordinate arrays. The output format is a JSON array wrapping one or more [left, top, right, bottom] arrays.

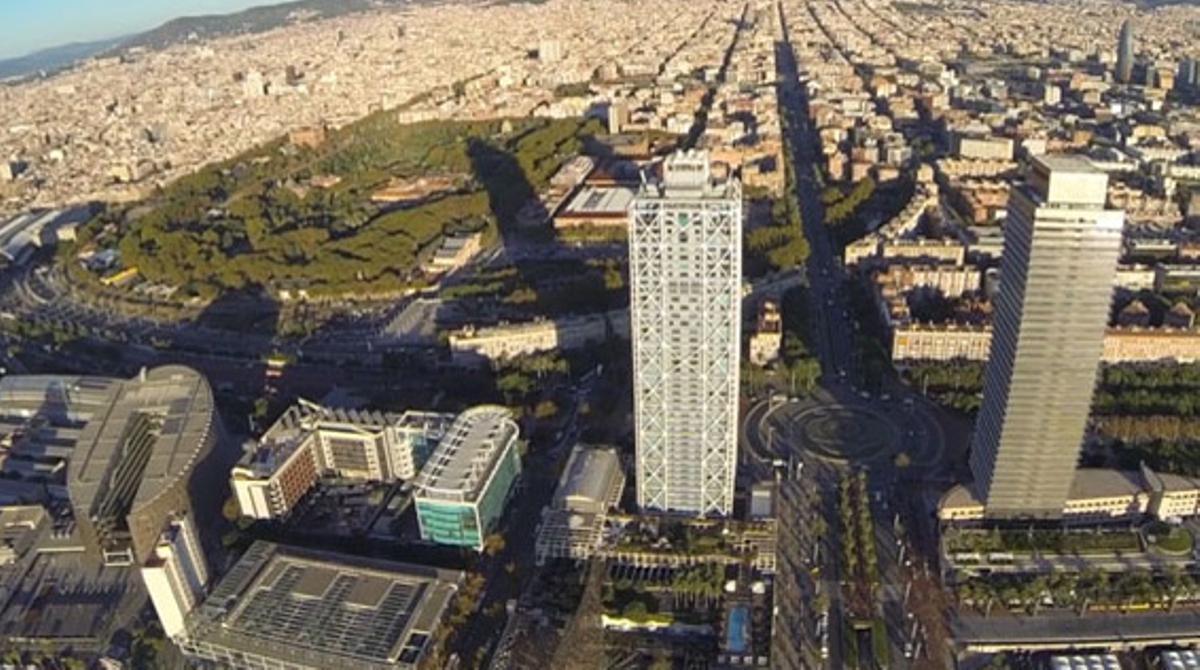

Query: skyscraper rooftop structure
[[968, 155, 1125, 520], [629, 149, 743, 516]]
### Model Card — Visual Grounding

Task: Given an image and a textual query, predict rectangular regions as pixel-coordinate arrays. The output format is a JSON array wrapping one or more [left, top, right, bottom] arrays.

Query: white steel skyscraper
[[629, 150, 742, 515], [969, 155, 1125, 519]]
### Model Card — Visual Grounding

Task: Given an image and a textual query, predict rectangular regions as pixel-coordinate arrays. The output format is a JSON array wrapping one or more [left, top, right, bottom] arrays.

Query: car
[[859, 391, 871, 399], [880, 393, 891, 401], [904, 641, 915, 659]]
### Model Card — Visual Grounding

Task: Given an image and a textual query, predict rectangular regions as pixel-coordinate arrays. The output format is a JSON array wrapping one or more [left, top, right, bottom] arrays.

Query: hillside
[[0, 37, 125, 82], [73, 113, 601, 301], [113, 0, 409, 52], [1, 0, 414, 82]]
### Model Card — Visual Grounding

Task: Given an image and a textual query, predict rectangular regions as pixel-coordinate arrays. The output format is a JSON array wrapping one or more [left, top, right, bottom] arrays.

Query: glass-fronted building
[[413, 406, 521, 550]]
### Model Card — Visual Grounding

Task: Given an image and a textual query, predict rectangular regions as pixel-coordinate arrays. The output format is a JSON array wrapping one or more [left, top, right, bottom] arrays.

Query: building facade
[[749, 300, 783, 367], [629, 150, 742, 515], [231, 401, 454, 521], [141, 514, 209, 640], [448, 309, 629, 365], [413, 406, 521, 550], [969, 156, 1125, 520], [893, 324, 1200, 364]]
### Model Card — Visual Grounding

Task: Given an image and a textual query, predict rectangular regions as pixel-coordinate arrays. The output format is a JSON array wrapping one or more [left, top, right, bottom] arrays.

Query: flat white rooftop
[[412, 405, 517, 503]]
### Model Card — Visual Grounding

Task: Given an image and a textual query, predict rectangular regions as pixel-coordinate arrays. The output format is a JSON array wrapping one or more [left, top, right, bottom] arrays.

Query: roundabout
[[773, 404, 899, 462], [746, 390, 947, 470]]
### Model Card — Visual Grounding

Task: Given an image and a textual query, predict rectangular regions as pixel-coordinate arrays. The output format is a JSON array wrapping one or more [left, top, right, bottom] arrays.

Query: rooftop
[[559, 185, 637, 218], [412, 405, 519, 503], [0, 368, 215, 525], [186, 541, 463, 670], [237, 400, 454, 479], [941, 468, 1200, 512], [0, 550, 143, 648], [636, 149, 741, 202], [554, 445, 624, 514], [1028, 153, 1110, 207], [68, 366, 215, 518]]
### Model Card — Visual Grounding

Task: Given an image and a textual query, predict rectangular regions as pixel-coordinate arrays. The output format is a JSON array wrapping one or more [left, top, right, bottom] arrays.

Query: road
[[768, 1, 947, 666], [448, 373, 596, 666], [0, 231, 630, 371], [770, 4, 851, 668], [954, 609, 1200, 653]]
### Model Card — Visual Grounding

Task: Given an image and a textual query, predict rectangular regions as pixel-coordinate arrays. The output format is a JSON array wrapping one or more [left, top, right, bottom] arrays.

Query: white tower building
[[970, 155, 1125, 519], [141, 514, 210, 640], [629, 150, 742, 515]]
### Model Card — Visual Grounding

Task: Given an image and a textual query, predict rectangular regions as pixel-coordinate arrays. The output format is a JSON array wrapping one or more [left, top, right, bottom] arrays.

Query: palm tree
[[1023, 576, 1050, 615], [1164, 566, 1187, 612], [1115, 572, 1154, 612], [1048, 571, 1078, 612], [1076, 568, 1107, 615], [981, 580, 999, 618]]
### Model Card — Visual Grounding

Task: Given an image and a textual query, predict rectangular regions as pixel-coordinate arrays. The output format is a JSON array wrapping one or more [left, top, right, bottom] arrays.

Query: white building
[[141, 514, 209, 640], [535, 445, 626, 564], [970, 155, 1125, 519], [231, 400, 455, 520], [629, 150, 742, 515]]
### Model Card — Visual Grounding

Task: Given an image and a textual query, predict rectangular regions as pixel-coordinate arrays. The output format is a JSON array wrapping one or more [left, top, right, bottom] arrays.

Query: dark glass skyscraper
[[1116, 19, 1134, 84]]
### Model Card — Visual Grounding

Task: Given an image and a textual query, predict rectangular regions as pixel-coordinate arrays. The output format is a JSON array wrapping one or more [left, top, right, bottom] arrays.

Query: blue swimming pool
[[726, 605, 750, 654]]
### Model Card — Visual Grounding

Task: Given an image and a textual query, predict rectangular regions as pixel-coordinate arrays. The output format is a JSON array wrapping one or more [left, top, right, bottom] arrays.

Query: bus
[[265, 352, 293, 379], [100, 266, 139, 287]]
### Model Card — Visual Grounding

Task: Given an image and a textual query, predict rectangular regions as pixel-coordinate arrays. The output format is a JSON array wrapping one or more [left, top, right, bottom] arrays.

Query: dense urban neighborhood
[[3, 0, 1200, 668]]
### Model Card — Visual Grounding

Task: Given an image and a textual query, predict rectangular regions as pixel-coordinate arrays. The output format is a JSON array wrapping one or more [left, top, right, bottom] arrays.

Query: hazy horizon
[[0, 0, 271, 60]]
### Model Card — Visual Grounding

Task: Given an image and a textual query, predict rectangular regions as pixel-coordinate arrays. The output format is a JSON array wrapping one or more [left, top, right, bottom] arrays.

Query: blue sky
[[0, 0, 269, 59]]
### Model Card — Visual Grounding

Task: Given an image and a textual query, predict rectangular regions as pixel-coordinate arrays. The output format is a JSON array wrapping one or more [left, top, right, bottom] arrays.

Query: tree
[[1165, 566, 1189, 612], [813, 592, 831, 614], [534, 400, 559, 420], [483, 533, 507, 556], [222, 496, 243, 522], [787, 358, 822, 395], [622, 600, 648, 619], [497, 372, 534, 404], [742, 363, 769, 395]]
